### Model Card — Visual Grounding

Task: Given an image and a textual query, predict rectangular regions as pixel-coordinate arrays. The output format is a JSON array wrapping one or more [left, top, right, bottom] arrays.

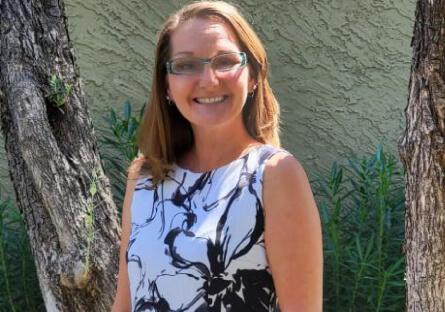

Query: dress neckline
[[174, 144, 267, 175]]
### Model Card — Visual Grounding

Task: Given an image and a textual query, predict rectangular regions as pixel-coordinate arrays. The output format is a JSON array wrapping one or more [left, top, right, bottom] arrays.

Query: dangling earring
[[166, 95, 174, 106], [249, 84, 258, 98]]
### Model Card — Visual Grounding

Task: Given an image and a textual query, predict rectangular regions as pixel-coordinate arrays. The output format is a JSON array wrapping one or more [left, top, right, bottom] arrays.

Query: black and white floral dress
[[126, 144, 288, 312]]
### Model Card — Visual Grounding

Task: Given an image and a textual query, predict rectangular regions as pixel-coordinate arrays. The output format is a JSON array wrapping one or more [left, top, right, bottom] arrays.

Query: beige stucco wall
[[0, 0, 416, 192]]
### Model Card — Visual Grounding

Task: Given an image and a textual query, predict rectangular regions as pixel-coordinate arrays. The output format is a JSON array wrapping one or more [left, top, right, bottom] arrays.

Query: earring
[[248, 84, 257, 98], [166, 95, 174, 106]]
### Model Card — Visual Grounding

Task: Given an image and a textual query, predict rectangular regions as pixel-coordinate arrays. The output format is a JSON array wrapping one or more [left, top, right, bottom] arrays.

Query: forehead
[[170, 18, 241, 56]]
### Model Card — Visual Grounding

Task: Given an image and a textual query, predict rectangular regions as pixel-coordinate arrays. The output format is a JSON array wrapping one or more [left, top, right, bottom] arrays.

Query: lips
[[193, 95, 228, 104]]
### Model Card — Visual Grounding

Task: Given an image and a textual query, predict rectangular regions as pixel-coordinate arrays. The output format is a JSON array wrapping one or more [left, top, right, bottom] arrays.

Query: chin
[[190, 117, 231, 129], [188, 112, 242, 130]]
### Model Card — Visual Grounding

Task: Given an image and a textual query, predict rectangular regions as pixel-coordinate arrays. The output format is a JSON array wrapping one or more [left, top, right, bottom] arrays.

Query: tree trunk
[[398, 1, 445, 311], [0, 0, 121, 311]]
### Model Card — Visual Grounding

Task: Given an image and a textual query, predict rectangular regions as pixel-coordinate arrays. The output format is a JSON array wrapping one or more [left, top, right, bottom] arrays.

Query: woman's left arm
[[263, 152, 323, 312]]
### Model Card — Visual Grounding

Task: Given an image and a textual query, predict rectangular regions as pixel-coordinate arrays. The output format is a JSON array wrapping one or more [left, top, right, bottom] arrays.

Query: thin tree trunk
[[0, 0, 121, 311], [398, 0, 445, 311]]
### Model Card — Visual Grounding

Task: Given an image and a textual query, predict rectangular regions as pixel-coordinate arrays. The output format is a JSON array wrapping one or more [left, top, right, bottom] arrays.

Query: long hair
[[134, 1, 280, 184]]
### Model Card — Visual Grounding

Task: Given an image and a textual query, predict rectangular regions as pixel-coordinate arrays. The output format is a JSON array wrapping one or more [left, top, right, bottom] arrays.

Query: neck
[[181, 120, 260, 172]]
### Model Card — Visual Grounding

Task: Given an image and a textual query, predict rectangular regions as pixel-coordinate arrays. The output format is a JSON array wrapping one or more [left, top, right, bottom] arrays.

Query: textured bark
[[398, 0, 445, 311], [0, 0, 120, 311]]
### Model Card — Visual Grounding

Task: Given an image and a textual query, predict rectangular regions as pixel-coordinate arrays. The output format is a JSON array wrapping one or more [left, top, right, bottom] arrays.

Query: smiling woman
[[111, 1, 323, 312], [166, 17, 255, 145]]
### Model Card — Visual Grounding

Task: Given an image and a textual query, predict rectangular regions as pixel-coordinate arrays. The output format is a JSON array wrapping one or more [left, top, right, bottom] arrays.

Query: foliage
[[0, 190, 45, 312], [313, 145, 405, 312], [48, 74, 73, 108], [99, 101, 145, 212]]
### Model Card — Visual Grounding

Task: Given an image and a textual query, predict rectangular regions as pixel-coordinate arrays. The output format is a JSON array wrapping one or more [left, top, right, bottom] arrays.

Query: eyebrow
[[172, 50, 239, 58]]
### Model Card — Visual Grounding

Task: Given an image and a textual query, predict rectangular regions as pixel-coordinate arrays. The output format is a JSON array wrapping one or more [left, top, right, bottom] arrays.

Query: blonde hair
[[134, 1, 280, 184]]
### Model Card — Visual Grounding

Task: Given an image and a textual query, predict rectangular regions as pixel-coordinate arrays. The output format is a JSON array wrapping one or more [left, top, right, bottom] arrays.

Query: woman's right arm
[[111, 159, 143, 312]]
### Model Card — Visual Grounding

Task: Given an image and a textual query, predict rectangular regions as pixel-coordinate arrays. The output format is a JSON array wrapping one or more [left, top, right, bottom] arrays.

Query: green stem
[[350, 263, 364, 311], [376, 273, 387, 312], [377, 195, 385, 273], [330, 197, 342, 311]]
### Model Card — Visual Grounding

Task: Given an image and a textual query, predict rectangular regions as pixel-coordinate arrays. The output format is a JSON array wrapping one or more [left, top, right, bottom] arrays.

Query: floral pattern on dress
[[126, 146, 282, 312]]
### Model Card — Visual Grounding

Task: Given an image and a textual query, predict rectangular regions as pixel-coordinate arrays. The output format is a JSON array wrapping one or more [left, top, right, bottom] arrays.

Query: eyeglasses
[[166, 52, 247, 75]]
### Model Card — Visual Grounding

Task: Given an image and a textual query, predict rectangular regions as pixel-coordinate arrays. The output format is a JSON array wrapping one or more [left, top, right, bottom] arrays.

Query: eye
[[213, 54, 241, 70], [173, 59, 200, 73]]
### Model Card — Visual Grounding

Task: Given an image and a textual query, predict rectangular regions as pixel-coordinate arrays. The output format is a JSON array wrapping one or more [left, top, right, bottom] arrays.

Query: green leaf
[[89, 181, 97, 197], [123, 101, 132, 120]]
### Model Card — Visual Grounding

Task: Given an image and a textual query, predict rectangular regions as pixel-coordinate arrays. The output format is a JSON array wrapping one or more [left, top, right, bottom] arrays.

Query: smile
[[194, 95, 228, 104]]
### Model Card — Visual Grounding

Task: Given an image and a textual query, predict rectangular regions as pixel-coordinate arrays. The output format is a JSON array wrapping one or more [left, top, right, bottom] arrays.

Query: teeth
[[195, 96, 225, 104]]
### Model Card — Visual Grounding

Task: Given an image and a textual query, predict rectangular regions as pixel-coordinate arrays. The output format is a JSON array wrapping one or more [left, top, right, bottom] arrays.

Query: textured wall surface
[[0, 0, 416, 192], [252, 0, 415, 169]]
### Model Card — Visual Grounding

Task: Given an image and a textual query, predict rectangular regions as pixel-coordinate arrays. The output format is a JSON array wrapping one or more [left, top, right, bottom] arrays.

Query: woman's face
[[166, 18, 255, 129]]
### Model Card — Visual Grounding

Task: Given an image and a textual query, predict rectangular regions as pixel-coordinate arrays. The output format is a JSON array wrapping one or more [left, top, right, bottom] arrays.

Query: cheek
[[232, 78, 250, 97], [168, 78, 192, 100], [223, 72, 249, 91]]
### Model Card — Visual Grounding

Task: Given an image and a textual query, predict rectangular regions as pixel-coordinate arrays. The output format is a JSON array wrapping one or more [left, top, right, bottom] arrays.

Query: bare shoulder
[[127, 155, 147, 181], [263, 151, 308, 188], [262, 150, 318, 220]]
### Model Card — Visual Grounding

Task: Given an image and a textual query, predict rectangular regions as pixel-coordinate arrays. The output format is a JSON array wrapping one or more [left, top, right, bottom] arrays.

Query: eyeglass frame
[[165, 51, 248, 75]]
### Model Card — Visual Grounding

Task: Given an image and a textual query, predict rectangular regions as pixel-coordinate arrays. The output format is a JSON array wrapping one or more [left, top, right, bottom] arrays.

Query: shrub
[[0, 189, 44, 311], [313, 145, 405, 312], [99, 101, 144, 212]]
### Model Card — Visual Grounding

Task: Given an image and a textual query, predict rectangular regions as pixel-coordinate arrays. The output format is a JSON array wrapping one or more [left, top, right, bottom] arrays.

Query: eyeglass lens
[[171, 53, 243, 74]]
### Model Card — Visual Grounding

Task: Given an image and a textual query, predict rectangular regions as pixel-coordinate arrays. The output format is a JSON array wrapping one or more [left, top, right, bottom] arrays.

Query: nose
[[198, 64, 220, 87]]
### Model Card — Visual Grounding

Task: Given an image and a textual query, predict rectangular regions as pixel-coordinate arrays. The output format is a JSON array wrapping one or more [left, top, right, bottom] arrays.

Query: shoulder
[[262, 150, 316, 213], [263, 150, 305, 182], [127, 155, 150, 182], [123, 156, 146, 204], [260, 147, 308, 192]]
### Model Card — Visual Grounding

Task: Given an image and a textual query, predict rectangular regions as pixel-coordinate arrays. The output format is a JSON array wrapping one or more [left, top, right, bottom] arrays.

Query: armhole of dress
[[124, 176, 141, 257], [128, 175, 154, 224], [257, 147, 293, 210], [125, 174, 152, 261]]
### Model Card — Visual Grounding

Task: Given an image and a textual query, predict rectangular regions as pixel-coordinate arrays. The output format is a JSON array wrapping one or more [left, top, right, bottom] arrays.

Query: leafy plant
[[48, 74, 73, 108], [99, 101, 145, 211], [313, 145, 405, 312], [0, 189, 45, 311]]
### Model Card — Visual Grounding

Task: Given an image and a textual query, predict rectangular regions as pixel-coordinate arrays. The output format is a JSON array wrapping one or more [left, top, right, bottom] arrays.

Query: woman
[[112, 1, 322, 311]]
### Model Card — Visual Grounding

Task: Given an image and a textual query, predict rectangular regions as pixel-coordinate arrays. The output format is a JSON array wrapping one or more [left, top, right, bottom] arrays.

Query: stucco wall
[[0, 0, 415, 192]]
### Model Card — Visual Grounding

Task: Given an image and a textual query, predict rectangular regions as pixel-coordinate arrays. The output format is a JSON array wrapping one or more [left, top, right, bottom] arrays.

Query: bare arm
[[111, 159, 143, 312], [263, 152, 323, 312]]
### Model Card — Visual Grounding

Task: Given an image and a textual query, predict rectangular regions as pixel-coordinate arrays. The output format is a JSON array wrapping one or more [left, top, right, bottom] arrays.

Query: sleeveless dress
[[126, 144, 289, 312]]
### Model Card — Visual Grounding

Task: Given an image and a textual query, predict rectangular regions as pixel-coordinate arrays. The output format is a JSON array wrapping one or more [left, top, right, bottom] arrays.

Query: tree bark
[[398, 1, 445, 311], [0, 0, 121, 311]]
